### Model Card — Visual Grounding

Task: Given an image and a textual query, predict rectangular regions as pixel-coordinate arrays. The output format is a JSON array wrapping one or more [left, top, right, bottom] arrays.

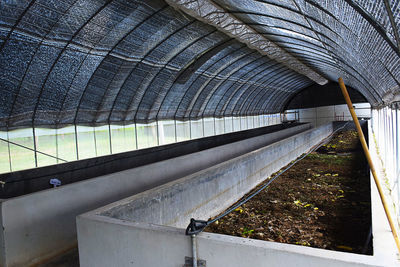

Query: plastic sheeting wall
[[371, 107, 400, 227], [0, 114, 282, 174]]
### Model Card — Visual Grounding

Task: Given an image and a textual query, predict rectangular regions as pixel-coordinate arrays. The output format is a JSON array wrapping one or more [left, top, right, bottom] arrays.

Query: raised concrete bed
[[0, 123, 309, 267], [76, 123, 387, 267]]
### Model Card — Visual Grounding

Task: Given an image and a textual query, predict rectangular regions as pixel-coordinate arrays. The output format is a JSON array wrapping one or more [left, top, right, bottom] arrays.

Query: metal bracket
[[183, 256, 206, 267], [185, 218, 208, 235]]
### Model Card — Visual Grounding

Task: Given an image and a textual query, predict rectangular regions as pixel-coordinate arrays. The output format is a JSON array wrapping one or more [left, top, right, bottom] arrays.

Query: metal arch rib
[[165, 0, 328, 85], [383, 0, 400, 50]]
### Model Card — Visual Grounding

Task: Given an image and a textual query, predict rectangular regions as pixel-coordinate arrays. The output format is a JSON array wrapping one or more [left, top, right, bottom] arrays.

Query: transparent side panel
[[215, 118, 224, 135], [254, 116, 260, 128], [285, 110, 298, 121], [277, 113, 282, 124], [176, 120, 190, 142], [264, 115, 270, 126], [233, 117, 241, 131], [224, 117, 233, 133], [111, 125, 135, 154], [204, 118, 215, 137], [77, 126, 96, 160], [158, 120, 175, 145], [111, 125, 126, 154], [95, 125, 111, 156], [263, 115, 268, 126], [240, 117, 247, 130], [124, 124, 137, 150], [259, 115, 264, 127], [247, 116, 254, 129], [35, 128, 57, 167], [8, 128, 35, 171], [272, 114, 277, 125], [0, 131, 11, 174], [137, 122, 157, 149], [56, 126, 77, 162], [0, 115, 292, 173], [259, 115, 265, 127], [190, 119, 203, 140], [271, 114, 276, 125]]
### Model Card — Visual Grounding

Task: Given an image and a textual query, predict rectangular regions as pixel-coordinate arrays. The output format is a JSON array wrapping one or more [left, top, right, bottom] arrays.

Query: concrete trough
[[76, 123, 392, 267], [0, 123, 310, 267]]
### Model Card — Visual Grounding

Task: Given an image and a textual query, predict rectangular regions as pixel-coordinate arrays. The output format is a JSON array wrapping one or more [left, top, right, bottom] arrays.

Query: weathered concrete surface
[[0, 123, 309, 267], [98, 124, 332, 229], [77, 124, 339, 267], [77, 217, 383, 267]]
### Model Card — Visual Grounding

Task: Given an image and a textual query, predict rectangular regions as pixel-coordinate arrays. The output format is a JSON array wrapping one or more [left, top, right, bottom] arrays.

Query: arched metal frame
[[0, 0, 399, 131]]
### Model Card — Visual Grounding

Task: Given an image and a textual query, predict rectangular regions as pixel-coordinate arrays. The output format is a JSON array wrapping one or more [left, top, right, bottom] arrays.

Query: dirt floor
[[206, 130, 373, 255]]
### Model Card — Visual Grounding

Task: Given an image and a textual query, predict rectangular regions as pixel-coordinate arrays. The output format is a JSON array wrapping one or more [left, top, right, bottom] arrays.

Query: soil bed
[[206, 130, 372, 254]]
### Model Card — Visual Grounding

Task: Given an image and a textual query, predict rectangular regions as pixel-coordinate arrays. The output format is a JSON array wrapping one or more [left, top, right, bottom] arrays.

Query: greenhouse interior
[[0, 0, 399, 266]]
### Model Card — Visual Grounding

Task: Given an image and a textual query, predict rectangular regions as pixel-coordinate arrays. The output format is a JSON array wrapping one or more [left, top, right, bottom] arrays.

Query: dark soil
[[206, 130, 372, 254]]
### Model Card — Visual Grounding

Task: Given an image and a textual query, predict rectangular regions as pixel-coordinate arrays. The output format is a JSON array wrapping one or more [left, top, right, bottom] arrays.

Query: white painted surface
[[286, 103, 371, 127]]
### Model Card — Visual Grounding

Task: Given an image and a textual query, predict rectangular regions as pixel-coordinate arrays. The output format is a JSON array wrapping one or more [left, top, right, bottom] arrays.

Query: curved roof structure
[[0, 0, 399, 129]]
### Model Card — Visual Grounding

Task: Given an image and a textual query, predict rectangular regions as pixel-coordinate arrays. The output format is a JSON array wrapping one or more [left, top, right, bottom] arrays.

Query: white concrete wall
[[0, 124, 309, 267], [77, 217, 386, 267], [77, 124, 353, 267], [286, 103, 371, 127]]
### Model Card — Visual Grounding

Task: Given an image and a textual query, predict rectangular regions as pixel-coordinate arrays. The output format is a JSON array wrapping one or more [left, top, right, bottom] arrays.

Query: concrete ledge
[[77, 216, 381, 267], [0, 123, 309, 267], [77, 124, 347, 267]]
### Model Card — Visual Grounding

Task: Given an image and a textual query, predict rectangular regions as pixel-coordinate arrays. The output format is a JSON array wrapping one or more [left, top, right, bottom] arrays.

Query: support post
[[108, 124, 113, 154], [213, 117, 216, 135], [32, 126, 38, 167], [338, 77, 400, 253], [6, 129, 12, 172], [202, 117, 205, 137], [189, 119, 192, 139], [156, 120, 160, 146], [55, 128, 59, 163], [74, 124, 79, 160], [191, 234, 197, 267], [93, 127, 98, 157], [174, 119, 178, 143], [134, 122, 138, 149]]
